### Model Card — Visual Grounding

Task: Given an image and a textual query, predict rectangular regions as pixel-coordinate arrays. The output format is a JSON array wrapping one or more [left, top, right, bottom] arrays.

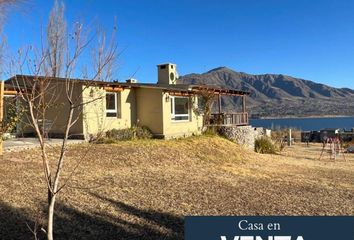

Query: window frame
[[105, 92, 118, 118], [170, 96, 190, 122]]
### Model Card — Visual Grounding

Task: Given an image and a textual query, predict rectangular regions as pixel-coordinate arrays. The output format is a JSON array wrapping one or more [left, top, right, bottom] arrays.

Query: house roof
[[157, 63, 176, 66], [117, 82, 250, 96], [4, 74, 250, 96], [5, 75, 116, 87], [320, 128, 341, 132]]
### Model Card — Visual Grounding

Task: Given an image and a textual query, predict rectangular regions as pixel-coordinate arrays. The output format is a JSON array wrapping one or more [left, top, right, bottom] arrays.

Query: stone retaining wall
[[218, 125, 269, 150]]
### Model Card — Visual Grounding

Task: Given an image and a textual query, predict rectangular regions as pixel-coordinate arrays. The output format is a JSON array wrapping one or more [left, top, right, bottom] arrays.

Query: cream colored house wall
[[82, 86, 135, 139], [162, 93, 202, 139], [135, 88, 164, 136], [135, 89, 202, 139], [19, 81, 83, 137], [17, 82, 202, 140]]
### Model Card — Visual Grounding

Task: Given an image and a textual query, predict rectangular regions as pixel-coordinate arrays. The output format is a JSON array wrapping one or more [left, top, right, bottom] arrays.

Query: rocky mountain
[[178, 67, 354, 118]]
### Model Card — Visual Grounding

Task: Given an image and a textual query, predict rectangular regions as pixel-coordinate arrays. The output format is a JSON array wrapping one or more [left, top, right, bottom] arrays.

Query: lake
[[250, 116, 354, 131]]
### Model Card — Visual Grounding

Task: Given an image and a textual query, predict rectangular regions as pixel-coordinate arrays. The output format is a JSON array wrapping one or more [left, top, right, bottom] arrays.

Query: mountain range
[[178, 67, 354, 118]]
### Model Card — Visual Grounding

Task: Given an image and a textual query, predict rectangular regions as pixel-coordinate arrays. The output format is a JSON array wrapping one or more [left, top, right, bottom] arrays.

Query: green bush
[[96, 126, 153, 143], [255, 137, 278, 154]]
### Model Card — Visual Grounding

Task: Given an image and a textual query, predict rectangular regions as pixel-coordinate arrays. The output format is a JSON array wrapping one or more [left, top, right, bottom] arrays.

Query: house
[[319, 128, 341, 140], [2, 63, 250, 140], [301, 128, 345, 143], [340, 128, 354, 142]]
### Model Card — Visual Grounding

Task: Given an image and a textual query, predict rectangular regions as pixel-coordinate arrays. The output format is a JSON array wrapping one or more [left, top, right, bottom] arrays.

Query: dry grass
[[0, 136, 353, 239]]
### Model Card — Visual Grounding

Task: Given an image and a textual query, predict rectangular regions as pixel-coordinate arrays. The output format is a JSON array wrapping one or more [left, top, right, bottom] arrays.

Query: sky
[[3, 0, 354, 88]]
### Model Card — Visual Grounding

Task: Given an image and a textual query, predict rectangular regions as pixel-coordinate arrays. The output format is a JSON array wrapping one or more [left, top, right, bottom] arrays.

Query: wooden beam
[[4, 90, 18, 95], [170, 93, 188, 96], [103, 86, 123, 92], [192, 86, 250, 96], [0, 81, 4, 156], [165, 89, 194, 96], [213, 92, 245, 96]]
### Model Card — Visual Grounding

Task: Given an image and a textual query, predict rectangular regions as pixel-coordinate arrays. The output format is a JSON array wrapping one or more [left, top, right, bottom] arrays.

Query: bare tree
[[192, 85, 216, 129], [0, 0, 23, 30], [0, 0, 17, 20], [46, 0, 66, 77], [0, 0, 22, 72], [271, 128, 287, 151], [0, 0, 25, 157], [10, 2, 118, 239], [0, 33, 5, 76]]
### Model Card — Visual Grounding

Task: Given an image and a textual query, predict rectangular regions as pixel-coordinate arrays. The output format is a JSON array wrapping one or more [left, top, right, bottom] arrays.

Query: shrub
[[106, 128, 135, 141], [202, 126, 218, 136], [255, 137, 278, 154], [134, 126, 153, 139], [343, 139, 354, 149], [271, 128, 300, 151], [96, 126, 153, 143]]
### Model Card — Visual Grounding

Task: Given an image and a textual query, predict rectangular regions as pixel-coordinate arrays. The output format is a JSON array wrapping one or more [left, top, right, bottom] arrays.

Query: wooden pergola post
[[218, 94, 222, 113], [0, 81, 4, 156], [242, 95, 246, 113]]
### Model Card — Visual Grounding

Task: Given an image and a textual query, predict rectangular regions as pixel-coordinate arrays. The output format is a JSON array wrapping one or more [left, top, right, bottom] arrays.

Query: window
[[106, 92, 120, 118], [171, 96, 189, 121]]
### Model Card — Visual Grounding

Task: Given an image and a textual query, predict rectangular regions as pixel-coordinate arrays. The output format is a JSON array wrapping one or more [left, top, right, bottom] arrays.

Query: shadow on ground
[[0, 196, 183, 240], [0, 201, 41, 239]]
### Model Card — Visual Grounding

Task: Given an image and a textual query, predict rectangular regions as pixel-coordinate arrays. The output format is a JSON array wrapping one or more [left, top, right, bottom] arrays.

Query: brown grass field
[[0, 135, 353, 239]]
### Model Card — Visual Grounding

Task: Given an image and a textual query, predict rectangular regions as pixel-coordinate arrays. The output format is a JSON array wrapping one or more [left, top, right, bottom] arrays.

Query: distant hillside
[[178, 67, 354, 118]]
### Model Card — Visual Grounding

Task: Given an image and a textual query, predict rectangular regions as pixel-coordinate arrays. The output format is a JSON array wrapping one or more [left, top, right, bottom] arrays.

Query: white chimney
[[126, 78, 138, 83], [157, 63, 177, 85]]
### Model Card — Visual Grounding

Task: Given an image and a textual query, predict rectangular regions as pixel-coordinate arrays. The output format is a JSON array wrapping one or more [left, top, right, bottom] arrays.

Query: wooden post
[[242, 95, 246, 113], [218, 94, 222, 114], [288, 129, 292, 147], [0, 81, 4, 156]]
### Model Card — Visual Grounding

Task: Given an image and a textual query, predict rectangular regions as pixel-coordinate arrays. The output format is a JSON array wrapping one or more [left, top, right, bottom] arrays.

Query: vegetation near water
[[250, 116, 354, 131], [255, 137, 278, 154]]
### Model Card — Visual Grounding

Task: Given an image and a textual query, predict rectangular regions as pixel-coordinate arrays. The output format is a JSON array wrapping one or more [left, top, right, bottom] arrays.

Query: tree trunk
[[45, 106, 73, 240], [47, 193, 56, 240]]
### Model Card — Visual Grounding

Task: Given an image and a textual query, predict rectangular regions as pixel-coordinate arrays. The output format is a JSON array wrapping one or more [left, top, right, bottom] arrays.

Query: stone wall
[[218, 125, 269, 150]]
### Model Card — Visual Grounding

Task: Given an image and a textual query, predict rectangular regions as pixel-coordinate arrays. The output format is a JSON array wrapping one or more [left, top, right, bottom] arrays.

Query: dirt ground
[[0, 136, 353, 239]]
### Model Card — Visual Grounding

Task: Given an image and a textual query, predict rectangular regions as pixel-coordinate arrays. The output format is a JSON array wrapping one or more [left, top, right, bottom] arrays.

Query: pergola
[[155, 84, 250, 127], [0, 81, 20, 155]]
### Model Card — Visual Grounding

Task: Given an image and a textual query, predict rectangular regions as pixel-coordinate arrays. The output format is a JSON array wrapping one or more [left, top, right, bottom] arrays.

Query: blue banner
[[185, 216, 354, 240]]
